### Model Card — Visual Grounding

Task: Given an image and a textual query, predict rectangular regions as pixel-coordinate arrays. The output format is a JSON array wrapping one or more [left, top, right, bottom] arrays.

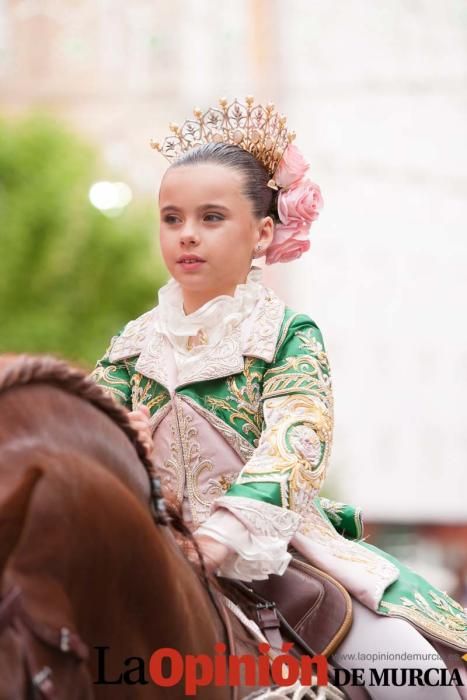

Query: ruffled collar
[[154, 266, 264, 357], [107, 268, 286, 390]]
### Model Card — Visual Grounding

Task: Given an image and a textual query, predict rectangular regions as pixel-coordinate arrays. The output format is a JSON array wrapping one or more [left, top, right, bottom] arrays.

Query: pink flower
[[265, 221, 311, 265], [273, 144, 309, 188], [266, 144, 323, 264], [278, 179, 323, 226]]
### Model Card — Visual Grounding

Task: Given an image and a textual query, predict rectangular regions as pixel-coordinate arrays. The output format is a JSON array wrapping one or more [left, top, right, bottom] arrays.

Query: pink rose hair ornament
[[265, 144, 324, 264], [150, 96, 323, 265]]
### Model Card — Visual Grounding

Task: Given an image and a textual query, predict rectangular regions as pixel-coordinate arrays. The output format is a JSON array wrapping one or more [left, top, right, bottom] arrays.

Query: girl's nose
[[180, 227, 199, 245]]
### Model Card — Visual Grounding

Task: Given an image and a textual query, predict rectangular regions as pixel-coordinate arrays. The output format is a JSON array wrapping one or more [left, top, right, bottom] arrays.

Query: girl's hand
[[128, 405, 154, 459]]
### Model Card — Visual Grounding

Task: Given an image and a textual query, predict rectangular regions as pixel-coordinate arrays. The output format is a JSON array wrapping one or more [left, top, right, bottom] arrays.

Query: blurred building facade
[[1, 0, 466, 591]]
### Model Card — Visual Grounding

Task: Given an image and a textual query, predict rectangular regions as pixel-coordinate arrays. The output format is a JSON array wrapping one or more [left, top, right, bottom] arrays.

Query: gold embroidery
[[272, 312, 301, 363], [218, 474, 237, 491], [186, 329, 209, 350], [236, 393, 332, 512], [169, 396, 240, 527], [297, 505, 399, 601], [205, 358, 264, 441], [181, 394, 254, 462], [318, 497, 364, 540], [130, 372, 168, 413], [150, 402, 172, 432], [90, 365, 130, 404], [163, 405, 186, 507], [380, 594, 467, 650], [99, 385, 128, 403], [193, 460, 238, 509], [263, 334, 332, 408]]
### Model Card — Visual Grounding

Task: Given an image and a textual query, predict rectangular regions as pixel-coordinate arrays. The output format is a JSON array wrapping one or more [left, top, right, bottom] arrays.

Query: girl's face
[[158, 163, 273, 312]]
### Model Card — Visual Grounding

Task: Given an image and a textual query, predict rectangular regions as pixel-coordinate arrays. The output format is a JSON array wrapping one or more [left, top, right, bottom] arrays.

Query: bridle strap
[[218, 594, 239, 700], [18, 608, 89, 662], [0, 585, 89, 699], [18, 619, 58, 700], [0, 585, 22, 633]]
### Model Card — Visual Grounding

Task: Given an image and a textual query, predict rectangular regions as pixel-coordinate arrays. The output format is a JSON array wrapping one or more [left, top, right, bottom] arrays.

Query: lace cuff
[[195, 496, 301, 581]]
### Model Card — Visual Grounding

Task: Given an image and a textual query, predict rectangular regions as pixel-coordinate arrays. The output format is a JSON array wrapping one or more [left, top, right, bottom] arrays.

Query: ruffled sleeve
[[195, 315, 334, 580]]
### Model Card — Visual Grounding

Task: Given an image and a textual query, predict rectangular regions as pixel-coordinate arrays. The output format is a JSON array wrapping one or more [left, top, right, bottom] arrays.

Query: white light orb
[[88, 181, 133, 215]]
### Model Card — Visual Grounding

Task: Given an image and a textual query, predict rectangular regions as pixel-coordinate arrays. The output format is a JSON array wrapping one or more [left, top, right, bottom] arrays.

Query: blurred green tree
[[0, 114, 166, 369]]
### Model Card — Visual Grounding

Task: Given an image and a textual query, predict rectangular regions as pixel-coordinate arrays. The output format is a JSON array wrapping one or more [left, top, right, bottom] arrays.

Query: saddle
[[219, 553, 352, 659]]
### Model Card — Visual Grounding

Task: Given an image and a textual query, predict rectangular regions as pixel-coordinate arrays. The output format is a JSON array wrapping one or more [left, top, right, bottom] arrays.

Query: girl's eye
[[204, 213, 224, 222], [163, 215, 180, 224]]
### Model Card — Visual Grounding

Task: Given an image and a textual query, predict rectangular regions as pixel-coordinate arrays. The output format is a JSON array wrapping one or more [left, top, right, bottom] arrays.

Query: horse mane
[[0, 355, 213, 565], [0, 353, 154, 471], [0, 354, 187, 531]]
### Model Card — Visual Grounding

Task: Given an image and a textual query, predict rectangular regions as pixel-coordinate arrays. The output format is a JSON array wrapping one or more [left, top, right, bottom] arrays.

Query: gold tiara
[[149, 96, 296, 177]]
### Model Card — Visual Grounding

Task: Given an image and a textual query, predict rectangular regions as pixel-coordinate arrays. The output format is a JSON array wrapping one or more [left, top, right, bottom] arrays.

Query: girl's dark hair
[[168, 142, 279, 221]]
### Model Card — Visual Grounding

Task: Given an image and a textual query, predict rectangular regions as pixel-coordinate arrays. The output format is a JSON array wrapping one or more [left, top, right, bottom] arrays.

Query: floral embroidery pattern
[[213, 495, 301, 539], [205, 358, 264, 442], [164, 396, 242, 527], [90, 363, 131, 405], [380, 590, 467, 649], [130, 371, 169, 413], [263, 328, 332, 411], [108, 309, 156, 361], [317, 497, 364, 540], [236, 393, 333, 512], [181, 395, 254, 462]]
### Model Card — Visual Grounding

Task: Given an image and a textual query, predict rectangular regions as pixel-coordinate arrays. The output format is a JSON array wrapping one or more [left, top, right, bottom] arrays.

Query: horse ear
[[0, 467, 44, 578]]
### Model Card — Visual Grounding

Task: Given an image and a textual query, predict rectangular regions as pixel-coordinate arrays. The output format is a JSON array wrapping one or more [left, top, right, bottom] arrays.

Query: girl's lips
[[177, 259, 205, 272]]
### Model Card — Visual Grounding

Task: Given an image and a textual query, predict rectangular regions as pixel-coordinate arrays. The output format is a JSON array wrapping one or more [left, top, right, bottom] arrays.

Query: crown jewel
[[150, 96, 296, 176]]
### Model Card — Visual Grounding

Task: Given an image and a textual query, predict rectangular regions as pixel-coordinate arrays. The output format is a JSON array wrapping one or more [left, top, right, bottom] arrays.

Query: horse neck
[[0, 384, 228, 695]]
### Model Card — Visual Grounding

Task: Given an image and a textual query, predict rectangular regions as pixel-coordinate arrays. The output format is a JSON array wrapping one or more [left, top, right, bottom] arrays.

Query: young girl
[[91, 97, 467, 698]]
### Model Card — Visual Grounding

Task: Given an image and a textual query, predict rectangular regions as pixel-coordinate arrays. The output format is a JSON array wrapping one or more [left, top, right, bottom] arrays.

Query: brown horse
[[0, 355, 340, 700], [0, 354, 251, 699]]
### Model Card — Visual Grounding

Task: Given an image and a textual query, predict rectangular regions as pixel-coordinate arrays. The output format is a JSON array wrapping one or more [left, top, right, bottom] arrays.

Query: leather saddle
[[219, 553, 353, 659]]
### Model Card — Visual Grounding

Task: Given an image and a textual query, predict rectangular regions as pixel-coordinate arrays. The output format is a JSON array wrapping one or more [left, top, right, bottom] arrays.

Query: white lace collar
[[107, 267, 286, 390], [154, 266, 264, 357]]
